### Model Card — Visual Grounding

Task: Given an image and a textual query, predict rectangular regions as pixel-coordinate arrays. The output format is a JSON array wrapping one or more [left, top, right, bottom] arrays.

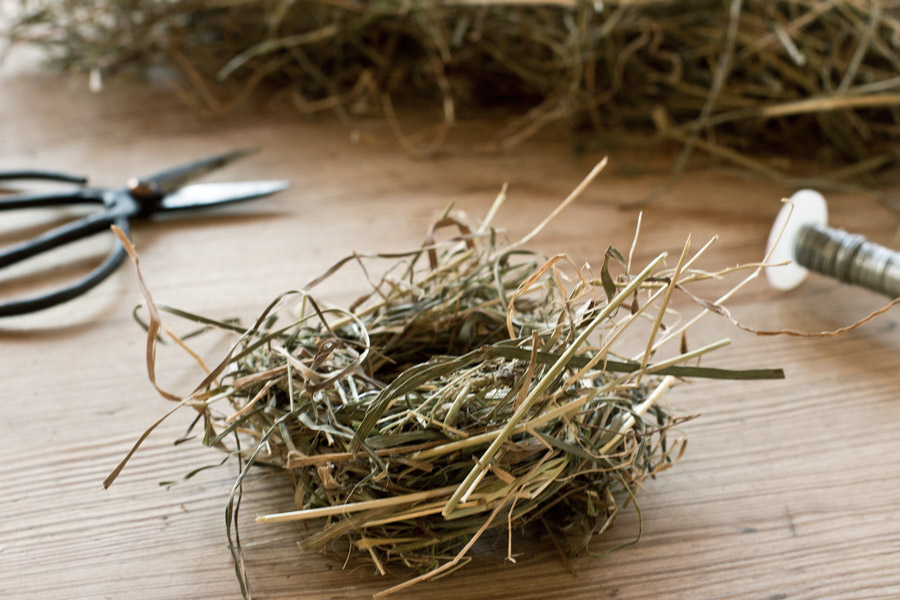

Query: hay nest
[[8, 0, 900, 183], [106, 170, 783, 597]]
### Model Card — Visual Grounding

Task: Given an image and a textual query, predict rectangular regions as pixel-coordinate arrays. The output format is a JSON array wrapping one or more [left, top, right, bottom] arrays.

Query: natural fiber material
[[8, 0, 900, 181], [106, 169, 784, 597]]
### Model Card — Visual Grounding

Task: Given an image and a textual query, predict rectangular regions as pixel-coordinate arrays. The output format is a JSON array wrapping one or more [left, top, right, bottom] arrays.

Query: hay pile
[[8, 0, 900, 181], [105, 170, 783, 597]]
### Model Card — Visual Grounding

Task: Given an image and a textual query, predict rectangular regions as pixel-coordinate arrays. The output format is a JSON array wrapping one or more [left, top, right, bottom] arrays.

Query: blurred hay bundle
[[10, 1, 900, 179]]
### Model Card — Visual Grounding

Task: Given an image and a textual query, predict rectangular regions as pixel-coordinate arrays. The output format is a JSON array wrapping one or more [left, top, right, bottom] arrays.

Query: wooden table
[[2, 68, 900, 600]]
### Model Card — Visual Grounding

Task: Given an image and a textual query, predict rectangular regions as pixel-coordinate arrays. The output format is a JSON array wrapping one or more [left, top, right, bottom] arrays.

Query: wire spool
[[766, 189, 900, 298]]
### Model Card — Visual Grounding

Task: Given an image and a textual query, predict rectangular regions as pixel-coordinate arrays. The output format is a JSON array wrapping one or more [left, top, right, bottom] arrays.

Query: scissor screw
[[127, 177, 160, 200]]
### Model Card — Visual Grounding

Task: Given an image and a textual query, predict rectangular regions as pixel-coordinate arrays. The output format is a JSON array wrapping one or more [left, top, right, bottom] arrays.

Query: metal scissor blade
[[132, 148, 258, 197], [156, 181, 290, 211]]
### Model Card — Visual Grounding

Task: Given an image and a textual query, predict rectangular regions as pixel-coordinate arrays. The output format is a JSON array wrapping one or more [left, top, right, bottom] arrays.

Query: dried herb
[[106, 164, 783, 597], [8, 0, 900, 185]]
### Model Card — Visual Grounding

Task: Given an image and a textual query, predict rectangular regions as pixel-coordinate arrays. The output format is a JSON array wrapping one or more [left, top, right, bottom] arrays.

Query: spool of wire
[[766, 190, 900, 298]]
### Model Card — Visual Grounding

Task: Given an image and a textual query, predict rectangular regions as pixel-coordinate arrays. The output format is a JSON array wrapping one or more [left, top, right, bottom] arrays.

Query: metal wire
[[795, 224, 900, 298]]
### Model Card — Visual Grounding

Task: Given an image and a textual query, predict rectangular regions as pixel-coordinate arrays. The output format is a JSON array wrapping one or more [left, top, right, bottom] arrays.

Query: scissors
[[0, 149, 289, 317]]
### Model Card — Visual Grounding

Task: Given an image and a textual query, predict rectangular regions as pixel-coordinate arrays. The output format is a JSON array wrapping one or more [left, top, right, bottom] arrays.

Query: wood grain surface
[[2, 67, 900, 600]]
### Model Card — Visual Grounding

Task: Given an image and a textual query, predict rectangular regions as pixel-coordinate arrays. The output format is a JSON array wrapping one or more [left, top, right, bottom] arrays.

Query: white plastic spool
[[765, 189, 828, 291]]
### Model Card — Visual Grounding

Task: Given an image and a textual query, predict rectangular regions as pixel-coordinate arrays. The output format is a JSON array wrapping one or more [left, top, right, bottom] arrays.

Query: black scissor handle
[[0, 188, 105, 210], [0, 218, 131, 317], [0, 170, 88, 185], [0, 209, 120, 269]]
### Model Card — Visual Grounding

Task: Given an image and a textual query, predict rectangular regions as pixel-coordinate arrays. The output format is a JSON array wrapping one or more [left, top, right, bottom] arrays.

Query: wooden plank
[[2, 71, 899, 600]]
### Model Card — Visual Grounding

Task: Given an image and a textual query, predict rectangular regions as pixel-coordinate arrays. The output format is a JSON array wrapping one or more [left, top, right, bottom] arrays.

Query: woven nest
[[8, 0, 900, 183], [107, 176, 783, 597]]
